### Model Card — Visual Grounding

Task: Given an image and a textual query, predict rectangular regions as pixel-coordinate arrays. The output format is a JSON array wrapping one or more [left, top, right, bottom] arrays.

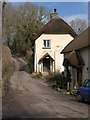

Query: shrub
[[47, 73, 67, 89], [2, 63, 14, 79], [2, 63, 14, 96], [31, 72, 42, 78]]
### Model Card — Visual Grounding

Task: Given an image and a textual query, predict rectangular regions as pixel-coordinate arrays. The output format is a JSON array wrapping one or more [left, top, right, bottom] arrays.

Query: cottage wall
[[80, 47, 90, 82], [34, 34, 74, 73], [63, 47, 90, 88]]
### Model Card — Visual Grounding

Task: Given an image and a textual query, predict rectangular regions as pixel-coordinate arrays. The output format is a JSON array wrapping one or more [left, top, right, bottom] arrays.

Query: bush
[[47, 73, 67, 89], [2, 63, 14, 79], [2, 63, 14, 96], [2, 44, 15, 96], [31, 72, 42, 78]]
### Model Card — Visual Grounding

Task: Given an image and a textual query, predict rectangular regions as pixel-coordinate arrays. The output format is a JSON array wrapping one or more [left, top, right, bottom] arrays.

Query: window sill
[[42, 47, 51, 49]]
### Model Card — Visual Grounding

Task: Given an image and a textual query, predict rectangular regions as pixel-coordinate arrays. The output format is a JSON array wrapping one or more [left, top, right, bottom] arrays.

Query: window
[[85, 81, 90, 87], [83, 80, 90, 88], [43, 40, 51, 48]]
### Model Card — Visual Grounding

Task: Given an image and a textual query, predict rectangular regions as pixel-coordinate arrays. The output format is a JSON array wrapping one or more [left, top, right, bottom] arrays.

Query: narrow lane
[[2, 71, 89, 118]]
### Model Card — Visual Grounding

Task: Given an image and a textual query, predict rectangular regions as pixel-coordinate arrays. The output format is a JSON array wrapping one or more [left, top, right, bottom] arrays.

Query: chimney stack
[[54, 8, 57, 13], [50, 9, 59, 20]]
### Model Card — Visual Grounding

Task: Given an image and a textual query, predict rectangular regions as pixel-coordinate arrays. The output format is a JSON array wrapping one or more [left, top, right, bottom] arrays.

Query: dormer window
[[43, 40, 51, 49]]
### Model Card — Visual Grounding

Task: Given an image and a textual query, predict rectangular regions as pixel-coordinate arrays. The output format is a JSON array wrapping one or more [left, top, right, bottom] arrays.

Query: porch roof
[[39, 53, 55, 62]]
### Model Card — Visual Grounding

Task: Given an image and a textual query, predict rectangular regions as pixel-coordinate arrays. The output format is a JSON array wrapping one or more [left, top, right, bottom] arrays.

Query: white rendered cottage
[[34, 9, 77, 75], [61, 27, 89, 88]]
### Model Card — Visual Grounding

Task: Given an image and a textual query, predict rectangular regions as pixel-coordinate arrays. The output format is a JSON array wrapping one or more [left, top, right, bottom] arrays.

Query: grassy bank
[[2, 63, 14, 96]]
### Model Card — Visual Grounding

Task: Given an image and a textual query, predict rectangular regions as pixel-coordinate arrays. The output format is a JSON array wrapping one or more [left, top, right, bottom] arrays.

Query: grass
[[0, 79, 2, 98], [2, 63, 14, 96], [31, 72, 42, 78]]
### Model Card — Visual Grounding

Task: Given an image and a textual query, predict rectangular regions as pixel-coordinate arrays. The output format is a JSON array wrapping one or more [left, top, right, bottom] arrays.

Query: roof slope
[[63, 50, 84, 68], [35, 18, 77, 40], [39, 53, 54, 62], [61, 27, 89, 53]]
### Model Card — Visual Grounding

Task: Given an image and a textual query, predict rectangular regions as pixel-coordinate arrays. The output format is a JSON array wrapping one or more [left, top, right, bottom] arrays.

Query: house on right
[[61, 27, 90, 88]]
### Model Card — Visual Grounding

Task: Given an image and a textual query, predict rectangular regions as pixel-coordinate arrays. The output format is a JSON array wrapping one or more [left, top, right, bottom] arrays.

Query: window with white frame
[[43, 40, 51, 48]]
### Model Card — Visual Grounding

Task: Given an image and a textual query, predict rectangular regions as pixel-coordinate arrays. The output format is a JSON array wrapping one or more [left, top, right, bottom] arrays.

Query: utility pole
[[0, 2, 2, 119], [2, 1, 6, 43], [0, 1, 2, 43]]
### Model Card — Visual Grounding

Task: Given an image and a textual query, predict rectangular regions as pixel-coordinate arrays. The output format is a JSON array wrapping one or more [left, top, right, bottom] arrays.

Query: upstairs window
[[43, 40, 51, 48]]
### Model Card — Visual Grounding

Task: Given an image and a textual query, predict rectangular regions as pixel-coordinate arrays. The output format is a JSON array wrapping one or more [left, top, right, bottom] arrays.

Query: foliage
[[70, 18, 88, 35], [31, 72, 42, 78], [3, 3, 51, 55], [25, 48, 34, 73], [47, 73, 67, 89], [2, 63, 14, 96]]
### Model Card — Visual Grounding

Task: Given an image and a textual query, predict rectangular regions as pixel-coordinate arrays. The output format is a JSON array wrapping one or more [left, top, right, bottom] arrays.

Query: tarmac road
[[2, 58, 90, 118]]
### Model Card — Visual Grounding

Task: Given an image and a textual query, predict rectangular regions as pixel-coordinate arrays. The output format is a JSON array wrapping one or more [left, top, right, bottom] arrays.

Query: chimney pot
[[54, 8, 57, 13], [50, 9, 59, 20]]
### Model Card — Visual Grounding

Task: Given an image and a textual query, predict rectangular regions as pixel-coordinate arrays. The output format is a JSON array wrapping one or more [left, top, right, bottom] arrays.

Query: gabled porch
[[38, 53, 55, 75]]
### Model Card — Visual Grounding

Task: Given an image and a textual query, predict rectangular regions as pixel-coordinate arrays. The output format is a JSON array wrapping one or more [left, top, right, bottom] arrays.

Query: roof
[[61, 27, 89, 53], [34, 18, 77, 41], [63, 50, 84, 68], [38, 53, 54, 63]]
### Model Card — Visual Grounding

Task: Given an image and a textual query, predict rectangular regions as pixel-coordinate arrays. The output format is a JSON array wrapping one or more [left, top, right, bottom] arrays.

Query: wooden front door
[[43, 58, 50, 72]]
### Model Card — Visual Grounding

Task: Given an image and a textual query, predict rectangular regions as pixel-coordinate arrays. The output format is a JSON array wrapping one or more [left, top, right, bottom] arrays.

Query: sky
[[32, 2, 88, 22], [10, 2, 88, 23]]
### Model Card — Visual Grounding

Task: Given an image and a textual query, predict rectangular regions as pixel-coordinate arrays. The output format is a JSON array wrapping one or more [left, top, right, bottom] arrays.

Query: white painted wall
[[80, 47, 90, 82], [63, 47, 90, 87], [34, 34, 74, 73]]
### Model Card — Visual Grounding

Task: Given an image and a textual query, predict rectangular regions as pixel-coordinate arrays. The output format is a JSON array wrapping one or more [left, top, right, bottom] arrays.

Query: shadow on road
[[19, 64, 31, 74], [2, 87, 32, 118]]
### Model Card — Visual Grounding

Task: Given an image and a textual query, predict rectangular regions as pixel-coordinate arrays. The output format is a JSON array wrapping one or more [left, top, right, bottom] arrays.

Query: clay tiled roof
[[34, 18, 77, 41], [61, 27, 89, 53]]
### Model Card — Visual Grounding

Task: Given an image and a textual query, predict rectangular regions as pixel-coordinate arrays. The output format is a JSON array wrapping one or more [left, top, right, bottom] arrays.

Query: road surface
[[2, 71, 89, 118], [2, 58, 89, 118]]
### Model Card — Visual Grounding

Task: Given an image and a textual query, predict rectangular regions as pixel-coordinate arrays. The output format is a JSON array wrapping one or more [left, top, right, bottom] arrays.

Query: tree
[[3, 2, 51, 55], [70, 18, 88, 35]]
